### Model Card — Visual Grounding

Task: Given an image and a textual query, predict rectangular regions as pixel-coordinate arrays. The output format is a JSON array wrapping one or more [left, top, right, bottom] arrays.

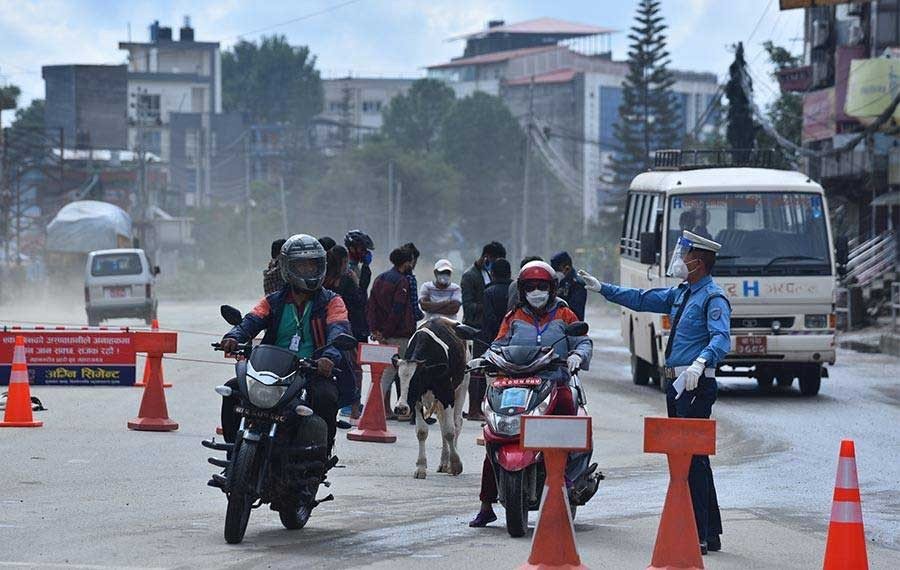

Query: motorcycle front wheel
[[224, 440, 258, 544], [502, 470, 528, 538], [279, 503, 312, 530]]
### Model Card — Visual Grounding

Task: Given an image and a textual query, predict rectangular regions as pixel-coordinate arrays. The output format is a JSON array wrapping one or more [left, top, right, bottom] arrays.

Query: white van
[[84, 249, 159, 326], [619, 153, 838, 396]]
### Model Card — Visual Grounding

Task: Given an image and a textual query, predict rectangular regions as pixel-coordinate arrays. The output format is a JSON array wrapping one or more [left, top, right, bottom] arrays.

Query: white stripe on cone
[[830, 500, 864, 524], [10, 345, 28, 384], [836, 458, 860, 489]]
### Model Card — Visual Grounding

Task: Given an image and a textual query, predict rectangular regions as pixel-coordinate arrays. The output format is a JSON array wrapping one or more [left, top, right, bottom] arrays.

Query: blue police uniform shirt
[[600, 275, 731, 368]]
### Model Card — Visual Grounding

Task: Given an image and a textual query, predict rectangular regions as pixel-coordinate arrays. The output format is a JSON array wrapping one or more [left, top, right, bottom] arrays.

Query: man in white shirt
[[419, 259, 463, 321]]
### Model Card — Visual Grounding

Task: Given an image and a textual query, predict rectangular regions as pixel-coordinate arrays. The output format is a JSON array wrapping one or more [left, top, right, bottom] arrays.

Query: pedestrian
[[418, 259, 463, 320], [550, 251, 588, 320], [402, 242, 425, 323], [324, 244, 366, 419], [367, 246, 417, 419], [480, 258, 512, 345], [263, 238, 287, 295], [580, 230, 730, 555], [344, 229, 374, 339], [461, 241, 506, 421], [507, 255, 544, 312]]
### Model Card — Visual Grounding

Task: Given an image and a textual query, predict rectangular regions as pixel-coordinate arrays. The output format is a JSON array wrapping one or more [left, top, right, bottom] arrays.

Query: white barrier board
[[521, 416, 592, 451], [358, 343, 399, 365]]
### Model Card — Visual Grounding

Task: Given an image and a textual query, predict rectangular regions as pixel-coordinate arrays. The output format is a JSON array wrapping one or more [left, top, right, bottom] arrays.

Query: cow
[[393, 318, 470, 479]]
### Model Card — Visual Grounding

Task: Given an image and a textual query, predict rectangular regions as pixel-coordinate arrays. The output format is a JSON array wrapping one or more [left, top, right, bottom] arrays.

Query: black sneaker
[[707, 534, 721, 552], [700, 541, 708, 555]]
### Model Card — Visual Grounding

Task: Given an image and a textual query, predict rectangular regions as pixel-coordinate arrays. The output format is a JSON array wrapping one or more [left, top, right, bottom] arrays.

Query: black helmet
[[280, 234, 327, 292], [344, 230, 374, 250]]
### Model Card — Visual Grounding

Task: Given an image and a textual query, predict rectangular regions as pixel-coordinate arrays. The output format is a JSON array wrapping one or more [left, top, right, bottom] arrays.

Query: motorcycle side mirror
[[330, 334, 358, 351], [453, 323, 481, 340], [565, 321, 589, 337], [220, 305, 243, 326]]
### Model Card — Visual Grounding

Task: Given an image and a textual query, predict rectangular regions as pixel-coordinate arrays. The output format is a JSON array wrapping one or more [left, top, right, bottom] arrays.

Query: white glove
[[567, 354, 582, 373], [577, 270, 603, 293], [467, 357, 487, 370], [675, 359, 706, 399]]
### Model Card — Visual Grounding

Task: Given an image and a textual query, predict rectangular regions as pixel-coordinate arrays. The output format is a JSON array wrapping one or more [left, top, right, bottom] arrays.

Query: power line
[[233, 0, 364, 40]]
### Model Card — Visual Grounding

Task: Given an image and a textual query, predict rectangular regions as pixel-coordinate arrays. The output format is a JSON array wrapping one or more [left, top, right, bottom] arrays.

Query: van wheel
[[631, 355, 652, 386], [799, 365, 821, 396]]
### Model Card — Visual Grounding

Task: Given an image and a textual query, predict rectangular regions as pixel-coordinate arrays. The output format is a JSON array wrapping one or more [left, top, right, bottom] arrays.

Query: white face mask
[[435, 274, 451, 287], [670, 257, 689, 279], [526, 290, 550, 309]]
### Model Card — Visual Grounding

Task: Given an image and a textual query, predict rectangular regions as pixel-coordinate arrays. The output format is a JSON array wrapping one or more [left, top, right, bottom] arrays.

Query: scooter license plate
[[500, 388, 530, 409], [234, 405, 286, 423], [492, 377, 541, 387]]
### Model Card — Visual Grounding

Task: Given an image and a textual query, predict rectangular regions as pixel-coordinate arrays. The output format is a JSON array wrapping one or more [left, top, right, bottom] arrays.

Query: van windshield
[[91, 253, 143, 277], [667, 192, 832, 276]]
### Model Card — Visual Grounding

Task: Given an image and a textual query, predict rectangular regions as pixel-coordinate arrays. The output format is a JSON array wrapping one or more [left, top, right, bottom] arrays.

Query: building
[[317, 77, 415, 147], [118, 18, 222, 164], [427, 18, 719, 226], [778, 0, 899, 243], [41, 65, 128, 149]]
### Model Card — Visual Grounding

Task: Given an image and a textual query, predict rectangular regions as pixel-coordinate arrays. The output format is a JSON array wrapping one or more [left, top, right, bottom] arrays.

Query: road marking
[[0, 560, 166, 570]]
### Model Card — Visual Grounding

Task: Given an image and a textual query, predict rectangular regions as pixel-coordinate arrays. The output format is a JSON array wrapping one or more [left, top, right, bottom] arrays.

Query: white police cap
[[682, 230, 721, 253]]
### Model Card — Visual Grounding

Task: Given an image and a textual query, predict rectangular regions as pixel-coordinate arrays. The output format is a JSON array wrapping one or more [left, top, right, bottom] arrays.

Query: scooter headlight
[[487, 411, 521, 436], [246, 377, 286, 409]]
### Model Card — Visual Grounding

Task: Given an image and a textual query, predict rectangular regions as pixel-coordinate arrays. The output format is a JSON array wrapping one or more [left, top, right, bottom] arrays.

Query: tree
[[438, 92, 525, 254], [725, 42, 757, 151], [382, 79, 456, 152], [756, 41, 802, 154], [222, 35, 323, 126], [612, 0, 682, 186]]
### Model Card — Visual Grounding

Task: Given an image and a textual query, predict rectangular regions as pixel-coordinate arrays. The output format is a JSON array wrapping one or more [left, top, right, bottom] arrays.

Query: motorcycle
[[456, 321, 603, 538], [203, 304, 357, 544]]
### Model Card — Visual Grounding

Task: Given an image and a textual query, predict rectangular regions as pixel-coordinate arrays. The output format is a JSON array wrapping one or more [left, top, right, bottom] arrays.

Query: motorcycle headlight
[[246, 377, 286, 409], [487, 411, 521, 436]]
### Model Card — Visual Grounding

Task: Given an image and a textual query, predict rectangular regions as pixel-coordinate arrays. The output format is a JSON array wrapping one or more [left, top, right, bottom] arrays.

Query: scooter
[[456, 321, 603, 538]]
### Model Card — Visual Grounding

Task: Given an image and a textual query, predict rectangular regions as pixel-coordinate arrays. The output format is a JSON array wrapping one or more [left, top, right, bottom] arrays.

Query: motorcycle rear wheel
[[224, 440, 258, 544], [503, 470, 528, 538], [279, 503, 312, 530]]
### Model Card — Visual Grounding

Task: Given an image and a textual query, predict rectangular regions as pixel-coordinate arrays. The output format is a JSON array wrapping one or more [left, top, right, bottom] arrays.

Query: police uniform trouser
[[220, 376, 340, 452], [665, 375, 722, 543]]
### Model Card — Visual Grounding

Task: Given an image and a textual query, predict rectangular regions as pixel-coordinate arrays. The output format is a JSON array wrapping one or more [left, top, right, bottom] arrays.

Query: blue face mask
[[484, 260, 493, 272], [362, 250, 373, 265]]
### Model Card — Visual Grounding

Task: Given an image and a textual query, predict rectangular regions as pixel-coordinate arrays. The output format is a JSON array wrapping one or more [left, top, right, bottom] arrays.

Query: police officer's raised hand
[[577, 270, 603, 293], [316, 357, 335, 377]]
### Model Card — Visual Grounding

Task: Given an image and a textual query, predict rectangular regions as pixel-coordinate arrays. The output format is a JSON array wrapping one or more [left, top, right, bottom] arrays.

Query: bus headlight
[[805, 314, 828, 329]]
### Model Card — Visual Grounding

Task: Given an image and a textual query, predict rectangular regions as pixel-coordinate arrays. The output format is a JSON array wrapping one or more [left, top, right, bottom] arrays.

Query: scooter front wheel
[[502, 470, 528, 538]]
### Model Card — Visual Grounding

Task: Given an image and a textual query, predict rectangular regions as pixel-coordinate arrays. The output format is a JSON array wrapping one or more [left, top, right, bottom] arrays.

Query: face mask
[[671, 257, 701, 280], [555, 271, 566, 282], [484, 260, 493, 272], [526, 290, 549, 309], [435, 275, 451, 286]]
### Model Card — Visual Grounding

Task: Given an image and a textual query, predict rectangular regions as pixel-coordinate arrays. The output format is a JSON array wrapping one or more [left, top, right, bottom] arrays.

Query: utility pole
[[245, 134, 253, 271], [203, 111, 212, 205], [395, 180, 402, 247], [520, 76, 535, 261], [387, 160, 395, 250], [278, 175, 288, 236]]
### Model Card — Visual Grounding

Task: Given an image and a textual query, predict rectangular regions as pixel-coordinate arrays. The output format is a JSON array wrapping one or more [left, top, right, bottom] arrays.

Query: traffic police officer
[[579, 230, 731, 555]]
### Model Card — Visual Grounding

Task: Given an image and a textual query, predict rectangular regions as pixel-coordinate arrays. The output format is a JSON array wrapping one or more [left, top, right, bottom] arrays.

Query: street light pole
[[520, 76, 535, 261]]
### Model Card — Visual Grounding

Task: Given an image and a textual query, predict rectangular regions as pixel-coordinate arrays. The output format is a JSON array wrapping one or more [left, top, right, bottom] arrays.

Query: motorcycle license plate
[[735, 336, 767, 355], [492, 376, 541, 387], [234, 405, 286, 423]]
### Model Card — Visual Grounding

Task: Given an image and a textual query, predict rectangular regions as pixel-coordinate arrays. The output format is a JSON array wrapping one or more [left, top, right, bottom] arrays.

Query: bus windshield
[[667, 192, 832, 276]]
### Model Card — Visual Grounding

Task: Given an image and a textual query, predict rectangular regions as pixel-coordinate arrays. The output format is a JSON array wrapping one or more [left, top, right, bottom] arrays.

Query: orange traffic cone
[[1, 336, 43, 428], [127, 338, 178, 432], [135, 320, 171, 388], [823, 439, 868, 569], [347, 363, 396, 443]]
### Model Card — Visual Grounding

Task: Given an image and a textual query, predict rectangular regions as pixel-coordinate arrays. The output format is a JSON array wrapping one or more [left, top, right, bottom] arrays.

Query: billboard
[[803, 88, 837, 142], [844, 58, 900, 123]]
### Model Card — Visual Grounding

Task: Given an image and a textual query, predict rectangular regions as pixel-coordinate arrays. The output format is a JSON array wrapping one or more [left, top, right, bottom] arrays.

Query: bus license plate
[[736, 336, 767, 355]]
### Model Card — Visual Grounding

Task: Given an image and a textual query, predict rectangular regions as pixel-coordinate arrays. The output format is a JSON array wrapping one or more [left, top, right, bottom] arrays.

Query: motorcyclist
[[469, 260, 593, 527], [219, 234, 353, 455]]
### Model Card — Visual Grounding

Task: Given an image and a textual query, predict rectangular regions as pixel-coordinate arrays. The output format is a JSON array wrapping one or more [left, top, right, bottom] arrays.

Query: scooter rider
[[579, 230, 730, 554], [219, 234, 353, 455], [469, 260, 593, 527]]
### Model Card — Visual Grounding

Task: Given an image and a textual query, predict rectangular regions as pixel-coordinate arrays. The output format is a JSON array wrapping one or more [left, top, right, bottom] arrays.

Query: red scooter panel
[[497, 444, 538, 472]]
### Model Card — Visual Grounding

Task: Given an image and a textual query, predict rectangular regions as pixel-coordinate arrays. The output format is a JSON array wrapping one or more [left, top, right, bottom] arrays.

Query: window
[[137, 94, 161, 123], [599, 86, 623, 152], [185, 130, 199, 166], [140, 130, 162, 156], [667, 192, 831, 276], [362, 100, 382, 113], [621, 192, 661, 260], [328, 101, 343, 113], [91, 253, 143, 277]]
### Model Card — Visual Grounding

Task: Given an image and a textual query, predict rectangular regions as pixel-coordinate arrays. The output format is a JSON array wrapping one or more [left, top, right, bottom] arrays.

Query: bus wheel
[[631, 355, 652, 386]]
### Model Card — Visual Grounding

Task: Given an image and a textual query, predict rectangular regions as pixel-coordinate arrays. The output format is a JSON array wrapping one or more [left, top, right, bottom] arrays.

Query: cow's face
[[394, 359, 422, 416]]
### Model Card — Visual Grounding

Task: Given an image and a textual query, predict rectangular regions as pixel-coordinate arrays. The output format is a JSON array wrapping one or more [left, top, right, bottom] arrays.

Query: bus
[[619, 151, 839, 396]]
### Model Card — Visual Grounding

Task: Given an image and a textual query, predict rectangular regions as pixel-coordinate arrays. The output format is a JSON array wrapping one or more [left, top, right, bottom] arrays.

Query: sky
[[0, 0, 804, 126]]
